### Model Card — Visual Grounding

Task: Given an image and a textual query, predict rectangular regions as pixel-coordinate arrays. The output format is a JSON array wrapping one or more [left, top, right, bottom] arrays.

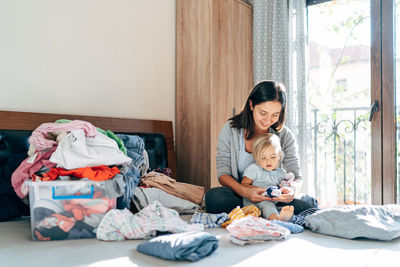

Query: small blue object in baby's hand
[[262, 186, 281, 197]]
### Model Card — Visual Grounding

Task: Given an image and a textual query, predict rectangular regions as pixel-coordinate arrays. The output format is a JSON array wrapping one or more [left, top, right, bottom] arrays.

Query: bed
[[0, 110, 399, 267]]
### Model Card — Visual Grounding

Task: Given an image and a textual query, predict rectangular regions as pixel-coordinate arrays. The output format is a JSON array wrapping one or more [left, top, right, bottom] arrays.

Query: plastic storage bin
[[25, 180, 116, 241]]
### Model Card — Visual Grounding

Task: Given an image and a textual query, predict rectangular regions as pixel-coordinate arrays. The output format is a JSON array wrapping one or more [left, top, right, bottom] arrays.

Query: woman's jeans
[[205, 186, 318, 214]]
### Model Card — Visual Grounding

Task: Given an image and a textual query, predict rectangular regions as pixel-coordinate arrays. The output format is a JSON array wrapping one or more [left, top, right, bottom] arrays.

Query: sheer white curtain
[[247, 0, 311, 194]]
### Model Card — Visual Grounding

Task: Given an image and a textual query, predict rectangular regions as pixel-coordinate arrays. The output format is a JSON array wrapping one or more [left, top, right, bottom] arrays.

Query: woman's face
[[251, 100, 282, 132]]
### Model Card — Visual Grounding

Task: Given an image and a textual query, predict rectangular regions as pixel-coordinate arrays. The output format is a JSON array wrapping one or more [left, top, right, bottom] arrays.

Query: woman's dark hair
[[230, 80, 287, 140]]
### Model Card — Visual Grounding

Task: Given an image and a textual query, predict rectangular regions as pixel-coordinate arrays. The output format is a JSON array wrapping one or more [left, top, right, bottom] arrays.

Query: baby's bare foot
[[279, 205, 294, 221]]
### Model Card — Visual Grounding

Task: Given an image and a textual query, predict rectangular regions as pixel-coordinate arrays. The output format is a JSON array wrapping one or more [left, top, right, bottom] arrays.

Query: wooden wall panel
[[176, 0, 212, 186], [177, 0, 252, 190]]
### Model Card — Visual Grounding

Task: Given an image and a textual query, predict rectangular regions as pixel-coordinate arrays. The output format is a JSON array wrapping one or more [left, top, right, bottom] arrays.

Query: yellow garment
[[221, 205, 261, 228]]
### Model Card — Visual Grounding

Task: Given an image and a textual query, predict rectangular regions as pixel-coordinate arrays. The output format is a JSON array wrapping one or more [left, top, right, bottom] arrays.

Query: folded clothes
[[136, 231, 219, 262], [226, 216, 290, 245]]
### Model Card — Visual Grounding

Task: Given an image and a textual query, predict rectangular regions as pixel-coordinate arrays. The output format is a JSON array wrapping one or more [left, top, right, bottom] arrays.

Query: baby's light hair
[[252, 133, 283, 166]]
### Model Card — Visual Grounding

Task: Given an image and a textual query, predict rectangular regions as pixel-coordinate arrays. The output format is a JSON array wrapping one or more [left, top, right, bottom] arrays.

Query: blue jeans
[[205, 186, 318, 214]]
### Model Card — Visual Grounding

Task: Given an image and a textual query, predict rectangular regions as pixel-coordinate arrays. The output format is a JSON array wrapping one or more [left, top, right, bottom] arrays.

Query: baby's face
[[258, 146, 280, 171]]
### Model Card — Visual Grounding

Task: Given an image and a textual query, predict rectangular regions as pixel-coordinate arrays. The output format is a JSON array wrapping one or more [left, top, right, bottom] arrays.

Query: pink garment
[[226, 216, 290, 245], [11, 147, 57, 198], [28, 120, 98, 151]]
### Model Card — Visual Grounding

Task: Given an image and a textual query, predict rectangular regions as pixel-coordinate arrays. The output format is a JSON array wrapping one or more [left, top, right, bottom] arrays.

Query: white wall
[[0, 0, 176, 124]]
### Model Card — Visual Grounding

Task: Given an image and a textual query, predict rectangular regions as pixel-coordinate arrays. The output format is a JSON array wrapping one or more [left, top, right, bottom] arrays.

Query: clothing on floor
[[29, 120, 98, 152], [305, 204, 400, 241], [96, 200, 204, 241], [137, 231, 219, 262], [133, 187, 200, 214], [226, 216, 290, 245], [221, 205, 261, 228], [190, 211, 229, 228], [140, 172, 204, 205], [49, 129, 131, 170]]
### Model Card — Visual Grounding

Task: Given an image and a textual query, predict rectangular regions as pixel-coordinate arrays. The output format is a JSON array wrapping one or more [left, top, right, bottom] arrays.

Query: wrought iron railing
[[310, 107, 370, 206]]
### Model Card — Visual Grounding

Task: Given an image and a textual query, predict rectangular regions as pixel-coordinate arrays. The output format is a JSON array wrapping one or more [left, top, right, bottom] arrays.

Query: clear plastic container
[[25, 180, 116, 241]]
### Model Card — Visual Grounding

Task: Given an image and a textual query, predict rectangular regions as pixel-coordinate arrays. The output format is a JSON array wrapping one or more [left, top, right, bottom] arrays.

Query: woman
[[205, 80, 318, 214]]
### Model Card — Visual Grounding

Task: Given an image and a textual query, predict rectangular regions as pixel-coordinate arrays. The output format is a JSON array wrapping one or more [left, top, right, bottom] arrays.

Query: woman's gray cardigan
[[216, 121, 302, 182]]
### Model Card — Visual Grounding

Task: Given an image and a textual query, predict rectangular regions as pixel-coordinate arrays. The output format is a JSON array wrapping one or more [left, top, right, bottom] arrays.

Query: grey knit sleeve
[[216, 122, 233, 180]]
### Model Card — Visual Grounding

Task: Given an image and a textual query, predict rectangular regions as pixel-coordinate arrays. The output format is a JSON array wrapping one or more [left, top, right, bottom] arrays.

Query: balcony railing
[[310, 107, 370, 206]]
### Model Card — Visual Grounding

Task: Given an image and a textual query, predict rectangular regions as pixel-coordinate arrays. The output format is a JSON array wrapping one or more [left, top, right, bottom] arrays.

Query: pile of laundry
[[10, 119, 148, 239], [8, 119, 206, 240]]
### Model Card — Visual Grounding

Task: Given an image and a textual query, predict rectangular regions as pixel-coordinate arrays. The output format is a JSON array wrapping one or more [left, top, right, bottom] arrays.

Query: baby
[[241, 133, 295, 221]]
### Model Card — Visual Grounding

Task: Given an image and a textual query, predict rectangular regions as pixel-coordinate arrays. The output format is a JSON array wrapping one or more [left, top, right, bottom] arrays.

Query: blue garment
[[117, 134, 146, 169], [116, 134, 146, 209], [190, 212, 229, 228], [271, 220, 304, 234], [137, 231, 219, 262]]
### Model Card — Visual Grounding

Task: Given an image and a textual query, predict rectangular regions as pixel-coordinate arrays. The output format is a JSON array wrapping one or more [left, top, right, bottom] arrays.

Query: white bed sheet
[[1, 216, 399, 267]]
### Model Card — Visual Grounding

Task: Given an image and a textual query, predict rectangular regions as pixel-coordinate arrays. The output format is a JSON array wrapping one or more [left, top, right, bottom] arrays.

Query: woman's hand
[[243, 187, 270, 203], [264, 187, 295, 203]]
